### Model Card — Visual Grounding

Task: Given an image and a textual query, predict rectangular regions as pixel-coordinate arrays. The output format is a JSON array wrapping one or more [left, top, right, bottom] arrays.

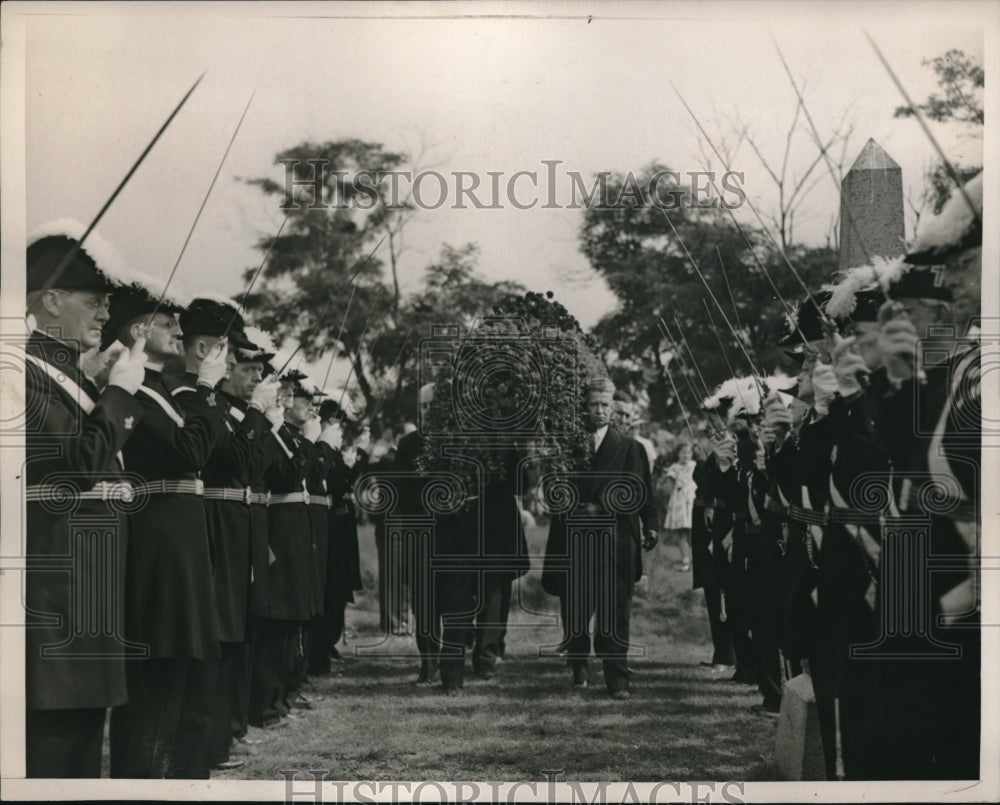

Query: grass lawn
[[212, 521, 781, 782]]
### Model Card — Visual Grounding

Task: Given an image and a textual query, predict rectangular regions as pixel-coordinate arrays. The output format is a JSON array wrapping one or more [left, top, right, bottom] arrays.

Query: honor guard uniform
[[169, 297, 266, 770], [254, 370, 313, 722], [757, 391, 802, 708], [692, 450, 735, 668], [866, 187, 982, 781], [104, 275, 228, 779], [23, 223, 146, 777], [308, 402, 364, 675], [218, 326, 281, 735], [287, 390, 327, 703]]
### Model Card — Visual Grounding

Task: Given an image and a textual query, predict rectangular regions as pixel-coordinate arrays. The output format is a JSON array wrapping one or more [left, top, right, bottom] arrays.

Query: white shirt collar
[[594, 424, 609, 451]]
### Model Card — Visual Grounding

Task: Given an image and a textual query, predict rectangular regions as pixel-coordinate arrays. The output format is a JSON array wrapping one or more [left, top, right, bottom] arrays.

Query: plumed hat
[[101, 269, 189, 350], [179, 295, 255, 350], [27, 219, 134, 294]]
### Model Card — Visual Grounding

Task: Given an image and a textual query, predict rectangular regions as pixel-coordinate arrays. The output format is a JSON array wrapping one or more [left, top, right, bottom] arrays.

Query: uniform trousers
[[26, 707, 106, 778], [248, 618, 293, 727], [753, 517, 786, 706], [728, 524, 757, 681], [208, 641, 250, 766], [703, 586, 735, 666], [109, 656, 217, 779]]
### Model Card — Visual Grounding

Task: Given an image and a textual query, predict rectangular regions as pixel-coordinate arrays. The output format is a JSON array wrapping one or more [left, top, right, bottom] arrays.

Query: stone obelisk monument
[[838, 138, 905, 270]]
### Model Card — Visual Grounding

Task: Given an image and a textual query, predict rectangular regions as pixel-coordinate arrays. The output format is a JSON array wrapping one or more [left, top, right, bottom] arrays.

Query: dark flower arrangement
[[419, 291, 608, 505]]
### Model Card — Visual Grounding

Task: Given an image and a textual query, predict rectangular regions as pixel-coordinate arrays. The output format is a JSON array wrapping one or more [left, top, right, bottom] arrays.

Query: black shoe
[[290, 694, 313, 710], [730, 670, 757, 684], [212, 759, 246, 771], [572, 678, 589, 690], [441, 684, 464, 695], [609, 690, 631, 701], [329, 646, 345, 661]]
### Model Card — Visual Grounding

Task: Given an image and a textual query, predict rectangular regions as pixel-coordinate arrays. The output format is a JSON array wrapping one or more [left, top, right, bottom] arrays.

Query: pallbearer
[[104, 273, 229, 779], [23, 222, 148, 777]]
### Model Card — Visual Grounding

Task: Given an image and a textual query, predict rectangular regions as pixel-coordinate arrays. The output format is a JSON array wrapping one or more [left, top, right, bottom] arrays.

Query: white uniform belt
[[269, 491, 310, 505], [306, 494, 333, 508], [203, 486, 254, 505], [789, 504, 827, 526], [132, 479, 204, 496], [25, 481, 135, 503]]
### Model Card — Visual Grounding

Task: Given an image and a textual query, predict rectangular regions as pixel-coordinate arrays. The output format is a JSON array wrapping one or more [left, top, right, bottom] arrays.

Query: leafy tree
[[580, 164, 835, 427], [365, 243, 526, 430], [894, 49, 984, 127], [240, 139, 406, 410], [894, 49, 983, 214]]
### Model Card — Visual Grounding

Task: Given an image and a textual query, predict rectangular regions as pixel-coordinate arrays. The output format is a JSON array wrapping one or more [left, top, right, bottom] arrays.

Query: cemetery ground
[[211, 521, 780, 782]]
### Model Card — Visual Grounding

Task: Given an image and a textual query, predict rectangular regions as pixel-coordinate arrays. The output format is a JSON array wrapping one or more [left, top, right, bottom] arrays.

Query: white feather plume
[[125, 267, 190, 310], [242, 325, 277, 355], [765, 371, 797, 393], [28, 218, 133, 287], [912, 171, 983, 254], [823, 255, 906, 319]]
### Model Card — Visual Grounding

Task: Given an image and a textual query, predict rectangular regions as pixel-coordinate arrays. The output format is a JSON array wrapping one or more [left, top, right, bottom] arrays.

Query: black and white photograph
[[0, 1, 997, 801]]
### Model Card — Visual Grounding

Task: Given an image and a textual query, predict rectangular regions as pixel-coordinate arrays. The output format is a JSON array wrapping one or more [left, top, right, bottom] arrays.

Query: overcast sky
[[17, 0, 988, 389]]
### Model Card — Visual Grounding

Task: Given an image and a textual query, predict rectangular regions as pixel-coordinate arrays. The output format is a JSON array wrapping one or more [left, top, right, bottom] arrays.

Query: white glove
[[355, 425, 371, 453], [319, 422, 344, 450], [831, 334, 868, 398], [265, 404, 285, 428], [197, 339, 228, 388], [711, 436, 736, 470], [811, 361, 837, 416], [107, 334, 147, 395], [301, 415, 321, 443], [249, 377, 280, 412]]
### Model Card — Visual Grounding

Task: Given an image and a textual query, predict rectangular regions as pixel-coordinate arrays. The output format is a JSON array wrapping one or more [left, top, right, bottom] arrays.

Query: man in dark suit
[[23, 225, 148, 777], [393, 383, 441, 684], [543, 378, 658, 699]]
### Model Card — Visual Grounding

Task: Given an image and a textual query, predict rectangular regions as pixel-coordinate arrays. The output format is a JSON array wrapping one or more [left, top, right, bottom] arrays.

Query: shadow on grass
[[210, 523, 780, 783]]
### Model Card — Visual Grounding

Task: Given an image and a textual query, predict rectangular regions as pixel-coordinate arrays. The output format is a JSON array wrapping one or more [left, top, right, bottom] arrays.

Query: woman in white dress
[[661, 442, 697, 571]]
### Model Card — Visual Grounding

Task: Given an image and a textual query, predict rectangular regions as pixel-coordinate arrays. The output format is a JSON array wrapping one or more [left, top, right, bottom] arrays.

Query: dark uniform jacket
[[172, 373, 271, 643], [302, 438, 331, 616], [120, 366, 226, 661], [219, 393, 283, 620], [319, 442, 366, 608], [261, 421, 313, 621], [24, 331, 144, 709]]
